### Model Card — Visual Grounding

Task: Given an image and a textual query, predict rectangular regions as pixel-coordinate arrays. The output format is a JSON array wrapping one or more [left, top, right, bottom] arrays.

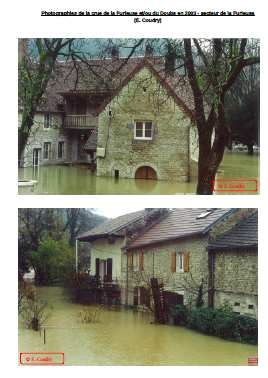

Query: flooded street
[[18, 287, 258, 366], [18, 150, 259, 195]]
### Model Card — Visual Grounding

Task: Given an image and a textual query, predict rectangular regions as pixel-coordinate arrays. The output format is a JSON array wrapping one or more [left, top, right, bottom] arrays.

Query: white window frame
[[58, 141, 65, 159], [43, 142, 51, 160], [176, 252, 184, 272], [134, 121, 152, 140], [133, 252, 139, 271]]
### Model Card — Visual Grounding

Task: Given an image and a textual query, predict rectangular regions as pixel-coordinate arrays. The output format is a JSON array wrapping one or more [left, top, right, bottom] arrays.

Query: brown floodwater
[[18, 287, 258, 366], [18, 150, 259, 195]]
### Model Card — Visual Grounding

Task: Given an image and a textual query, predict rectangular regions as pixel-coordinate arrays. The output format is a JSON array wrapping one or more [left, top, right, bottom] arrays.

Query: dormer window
[[196, 210, 213, 219]]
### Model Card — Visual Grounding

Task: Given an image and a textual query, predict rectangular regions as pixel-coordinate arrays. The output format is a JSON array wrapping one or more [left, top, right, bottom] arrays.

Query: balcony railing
[[63, 115, 98, 129]]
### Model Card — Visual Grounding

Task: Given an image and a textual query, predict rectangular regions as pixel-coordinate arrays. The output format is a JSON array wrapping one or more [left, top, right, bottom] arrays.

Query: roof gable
[[207, 212, 258, 249], [92, 58, 196, 122], [77, 210, 146, 242]]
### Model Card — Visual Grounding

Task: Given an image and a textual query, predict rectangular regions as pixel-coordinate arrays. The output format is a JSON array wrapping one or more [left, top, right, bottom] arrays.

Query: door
[[33, 149, 39, 166], [135, 166, 157, 180]]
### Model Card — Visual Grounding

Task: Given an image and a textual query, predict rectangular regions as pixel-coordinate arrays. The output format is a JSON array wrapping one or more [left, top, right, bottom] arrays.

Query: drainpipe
[[211, 251, 215, 307], [126, 251, 129, 306], [76, 239, 78, 275], [187, 125, 191, 182]]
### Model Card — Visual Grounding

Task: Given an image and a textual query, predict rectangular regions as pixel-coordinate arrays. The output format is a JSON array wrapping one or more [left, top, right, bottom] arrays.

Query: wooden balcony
[[63, 115, 98, 129]]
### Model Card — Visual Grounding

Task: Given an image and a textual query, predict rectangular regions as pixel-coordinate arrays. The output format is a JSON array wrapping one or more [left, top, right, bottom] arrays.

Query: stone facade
[[207, 209, 258, 319], [120, 209, 258, 319], [96, 65, 197, 181], [18, 111, 68, 167], [121, 233, 210, 307], [212, 247, 258, 318]]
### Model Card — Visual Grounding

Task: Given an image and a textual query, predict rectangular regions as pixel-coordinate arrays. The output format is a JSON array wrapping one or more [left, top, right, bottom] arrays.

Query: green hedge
[[170, 305, 258, 345]]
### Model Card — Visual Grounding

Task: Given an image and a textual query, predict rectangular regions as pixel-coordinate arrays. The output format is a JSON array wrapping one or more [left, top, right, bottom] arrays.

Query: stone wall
[[18, 111, 68, 167], [213, 247, 258, 318], [121, 233, 210, 306], [97, 66, 197, 181]]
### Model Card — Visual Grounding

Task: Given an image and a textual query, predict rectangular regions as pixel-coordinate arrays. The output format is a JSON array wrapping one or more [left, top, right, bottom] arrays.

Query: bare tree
[[182, 38, 260, 194], [18, 38, 145, 160]]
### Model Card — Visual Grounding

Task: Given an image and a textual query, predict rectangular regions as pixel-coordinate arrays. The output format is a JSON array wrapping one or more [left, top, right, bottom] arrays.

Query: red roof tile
[[124, 208, 234, 250]]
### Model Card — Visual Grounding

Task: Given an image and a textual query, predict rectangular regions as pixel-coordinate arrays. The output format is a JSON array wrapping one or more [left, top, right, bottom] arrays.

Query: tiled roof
[[207, 212, 258, 249], [77, 210, 147, 242], [20, 56, 196, 114], [124, 208, 235, 250], [83, 126, 98, 151]]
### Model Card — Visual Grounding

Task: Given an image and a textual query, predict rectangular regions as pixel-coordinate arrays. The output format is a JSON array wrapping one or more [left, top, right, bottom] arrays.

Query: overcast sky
[[93, 207, 144, 219]]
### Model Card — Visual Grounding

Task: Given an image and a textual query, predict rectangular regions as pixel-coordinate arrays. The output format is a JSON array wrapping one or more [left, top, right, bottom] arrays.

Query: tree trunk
[[196, 101, 229, 195]]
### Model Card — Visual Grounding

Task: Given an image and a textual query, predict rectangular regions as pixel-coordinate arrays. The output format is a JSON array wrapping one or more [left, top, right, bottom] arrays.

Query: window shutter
[[107, 258, 113, 281], [95, 258, 99, 276], [139, 252, 143, 270], [171, 251, 176, 271], [129, 253, 133, 270], [184, 251, 189, 272]]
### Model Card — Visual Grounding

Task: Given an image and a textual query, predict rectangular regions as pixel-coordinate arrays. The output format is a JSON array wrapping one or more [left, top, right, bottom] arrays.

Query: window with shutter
[[95, 258, 100, 276], [133, 253, 139, 271], [176, 252, 184, 271], [171, 251, 176, 271], [106, 258, 113, 281], [129, 253, 133, 270], [184, 251, 189, 272], [139, 252, 143, 270]]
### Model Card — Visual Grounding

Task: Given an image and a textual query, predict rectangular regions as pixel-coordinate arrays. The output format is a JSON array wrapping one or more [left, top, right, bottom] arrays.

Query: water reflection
[[18, 287, 258, 366], [18, 150, 259, 195]]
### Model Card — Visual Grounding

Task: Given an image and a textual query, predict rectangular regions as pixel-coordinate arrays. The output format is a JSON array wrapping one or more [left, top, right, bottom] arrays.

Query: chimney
[[145, 43, 153, 57], [111, 46, 119, 58], [165, 53, 175, 75]]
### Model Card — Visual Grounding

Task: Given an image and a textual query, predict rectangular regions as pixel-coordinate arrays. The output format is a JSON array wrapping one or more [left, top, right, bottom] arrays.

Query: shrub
[[171, 305, 258, 345], [77, 307, 100, 323], [213, 310, 240, 340], [170, 305, 189, 325], [236, 315, 258, 345], [187, 307, 218, 335]]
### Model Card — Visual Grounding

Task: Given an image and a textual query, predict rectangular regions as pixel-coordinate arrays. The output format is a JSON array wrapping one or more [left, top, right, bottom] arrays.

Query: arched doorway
[[135, 166, 157, 180]]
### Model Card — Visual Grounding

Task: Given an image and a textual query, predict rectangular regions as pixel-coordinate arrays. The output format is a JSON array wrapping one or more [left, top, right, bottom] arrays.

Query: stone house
[[76, 209, 171, 283], [76, 208, 258, 318], [19, 41, 198, 181], [122, 208, 236, 307], [207, 211, 258, 318], [92, 59, 197, 181]]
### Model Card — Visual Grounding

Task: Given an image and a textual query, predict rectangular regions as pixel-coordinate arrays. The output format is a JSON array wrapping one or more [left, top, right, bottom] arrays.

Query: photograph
[[18, 38, 260, 195], [18, 207, 258, 366], [12, 1, 265, 373]]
